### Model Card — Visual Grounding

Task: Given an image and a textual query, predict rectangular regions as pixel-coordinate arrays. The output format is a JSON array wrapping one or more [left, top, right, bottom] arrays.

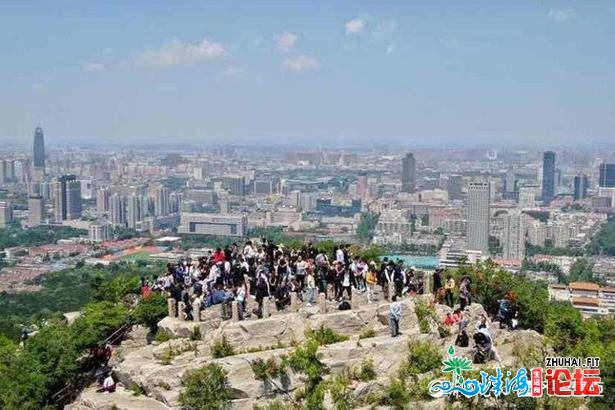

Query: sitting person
[[204, 286, 226, 308], [472, 328, 502, 364], [275, 282, 291, 310], [455, 329, 469, 347], [97, 371, 116, 393], [443, 312, 457, 326]]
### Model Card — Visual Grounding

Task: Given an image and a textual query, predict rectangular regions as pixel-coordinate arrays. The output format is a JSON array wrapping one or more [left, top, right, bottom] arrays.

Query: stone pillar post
[[318, 292, 327, 314], [262, 298, 271, 318], [178, 302, 186, 321], [192, 302, 201, 322], [167, 298, 177, 318], [423, 272, 433, 295], [231, 301, 240, 322], [290, 292, 299, 312], [388, 281, 395, 302]]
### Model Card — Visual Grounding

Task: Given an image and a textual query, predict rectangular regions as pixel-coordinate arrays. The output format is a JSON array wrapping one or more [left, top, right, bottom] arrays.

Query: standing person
[[458, 276, 471, 310], [315, 251, 329, 299], [389, 296, 402, 337], [365, 262, 378, 303], [295, 255, 306, 290], [236, 281, 247, 320], [382, 261, 395, 300], [444, 275, 455, 307], [433, 266, 443, 296], [355, 258, 367, 292], [305, 267, 317, 306], [339, 262, 352, 300]]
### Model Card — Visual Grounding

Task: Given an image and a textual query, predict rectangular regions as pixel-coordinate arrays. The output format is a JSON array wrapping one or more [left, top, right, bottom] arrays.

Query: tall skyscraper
[[466, 182, 490, 254], [542, 151, 556, 203], [573, 175, 589, 201], [154, 186, 170, 216], [447, 175, 464, 200], [401, 153, 416, 193], [109, 194, 126, 227], [126, 195, 142, 229], [53, 175, 82, 221], [598, 163, 615, 188], [96, 187, 111, 216], [501, 210, 525, 260], [33, 126, 45, 170], [28, 196, 45, 226], [0, 201, 13, 228], [357, 172, 368, 198]]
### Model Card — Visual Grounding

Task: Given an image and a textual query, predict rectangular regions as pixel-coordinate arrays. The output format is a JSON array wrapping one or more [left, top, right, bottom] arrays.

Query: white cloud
[[274, 31, 298, 52], [548, 8, 575, 22], [83, 62, 105, 72], [386, 44, 396, 54], [224, 65, 243, 77], [282, 54, 320, 72], [137, 38, 225, 66], [345, 16, 369, 35]]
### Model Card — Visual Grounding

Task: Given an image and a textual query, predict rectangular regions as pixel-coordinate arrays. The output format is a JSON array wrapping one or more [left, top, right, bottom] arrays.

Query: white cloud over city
[[274, 31, 298, 52], [282, 54, 320, 72], [548, 8, 575, 22], [137, 38, 225, 66]]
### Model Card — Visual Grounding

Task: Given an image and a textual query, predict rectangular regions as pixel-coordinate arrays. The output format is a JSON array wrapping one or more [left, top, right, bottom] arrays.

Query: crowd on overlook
[[140, 239, 427, 320]]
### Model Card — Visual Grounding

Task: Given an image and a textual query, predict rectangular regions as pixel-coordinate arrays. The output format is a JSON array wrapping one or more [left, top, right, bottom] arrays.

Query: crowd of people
[[140, 239, 428, 320], [136, 239, 518, 368]]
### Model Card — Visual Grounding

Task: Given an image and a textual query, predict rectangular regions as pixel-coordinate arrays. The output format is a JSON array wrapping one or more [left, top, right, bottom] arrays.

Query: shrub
[[189, 326, 202, 341], [132, 293, 168, 334], [400, 341, 443, 380], [379, 377, 410, 409], [211, 336, 235, 358], [306, 325, 349, 345], [414, 300, 435, 334], [179, 363, 232, 410], [160, 341, 197, 365], [355, 358, 377, 382], [250, 357, 283, 381], [359, 328, 376, 339], [329, 371, 356, 410], [154, 328, 173, 343]]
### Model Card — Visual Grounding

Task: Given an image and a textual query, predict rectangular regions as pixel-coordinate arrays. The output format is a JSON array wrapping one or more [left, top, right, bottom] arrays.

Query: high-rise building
[[126, 195, 142, 229], [501, 210, 525, 260], [225, 176, 246, 196], [466, 182, 490, 254], [598, 163, 615, 188], [53, 175, 82, 221], [542, 151, 556, 203], [401, 153, 416, 193], [518, 185, 537, 209], [89, 221, 111, 242], [357, 172, 368, 198], [154, 186, 170, 216], [0, 201, 13, 228], [28, 196, 45, 226], [33, 126, 45, 170], [289, 190, 301, 209], [96, 187, 111, 216], [573, 175, 589, 201], [109, 193, 126, 226], [447, 175, 464, 200]]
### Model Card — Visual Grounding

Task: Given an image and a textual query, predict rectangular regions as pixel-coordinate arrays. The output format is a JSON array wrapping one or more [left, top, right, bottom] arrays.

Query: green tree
[[131, 293, 169, 334], [356, 212, 380, 244], [179, 363, 232, 410]]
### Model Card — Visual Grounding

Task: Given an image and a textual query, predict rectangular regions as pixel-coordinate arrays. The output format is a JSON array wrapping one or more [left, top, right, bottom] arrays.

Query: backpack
[[473, 349, 487, 364], [338, 300, 351, 310]]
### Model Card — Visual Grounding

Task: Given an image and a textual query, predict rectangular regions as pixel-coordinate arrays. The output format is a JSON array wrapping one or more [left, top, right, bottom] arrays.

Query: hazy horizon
[[2, 1, 614, 146]]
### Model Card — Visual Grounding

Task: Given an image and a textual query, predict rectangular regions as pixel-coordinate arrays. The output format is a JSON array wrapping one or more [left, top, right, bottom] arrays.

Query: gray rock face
[[71, 295, 545, 410]]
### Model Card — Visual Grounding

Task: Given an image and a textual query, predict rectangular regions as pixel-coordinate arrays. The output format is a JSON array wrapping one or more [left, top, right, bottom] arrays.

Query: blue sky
[[1, 1, 614, 147]]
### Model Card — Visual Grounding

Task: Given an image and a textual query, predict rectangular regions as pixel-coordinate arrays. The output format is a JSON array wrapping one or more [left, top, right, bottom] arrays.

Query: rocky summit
[[67, 292, 545, 410]]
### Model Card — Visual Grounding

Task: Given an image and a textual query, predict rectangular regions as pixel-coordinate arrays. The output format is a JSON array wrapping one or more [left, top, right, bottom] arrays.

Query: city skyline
[[1, 1, 614, 146]]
